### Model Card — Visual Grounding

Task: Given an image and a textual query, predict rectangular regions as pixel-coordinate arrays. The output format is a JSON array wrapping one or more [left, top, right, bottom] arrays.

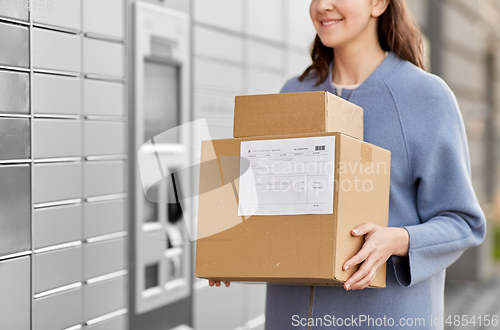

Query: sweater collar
[[319, 51, 403, 93]]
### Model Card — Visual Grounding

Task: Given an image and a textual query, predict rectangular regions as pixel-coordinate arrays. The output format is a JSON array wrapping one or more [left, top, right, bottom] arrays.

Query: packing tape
[[361, 143, 372, 163]]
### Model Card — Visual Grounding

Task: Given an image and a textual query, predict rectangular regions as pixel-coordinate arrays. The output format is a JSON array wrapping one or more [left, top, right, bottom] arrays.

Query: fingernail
[[346, 283, 351, 291], [344, 265, 349, 271], [352, 229, 359, 235]]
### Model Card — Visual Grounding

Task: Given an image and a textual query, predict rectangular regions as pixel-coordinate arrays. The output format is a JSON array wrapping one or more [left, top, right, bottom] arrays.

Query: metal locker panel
[[194, 0, 242, 33], [247, 69, 283, 94], [247, 0, 282, 41], [194, 59, 242, 92], [34, 203, 83, 249], [84, 121, 125, 156], [0, 117, 30, 160], [84, 238, 125, 280], [84, 161, 124, 198], [32, 0, 81, 31], [83, 38, 124, 78], [33, 28, 81, 73], [194, 26, 242, 63], [0, 256, 30, 330], [84, 200, 125, 239], [194, 93, 234, 120], [0, 164, 31, 256], [0, 22, 29, 67], [84, 276, 126, 321], [85, 315, 125, 330], [194, 284, 243, 330], [34, 246, 83, 294], [34, 288, 83, 330], [288, 51, 311, 77], [34, 162, 83, 204], [247, 40, 282, 70], [0, 70, 29, 114], [287, 0, 316, 50], [33, 74, 82, 115], [83, 79, 124, 117], [34, 119, 82, 158], [83, 0, 124, 39], [0, 0, 29, 21]]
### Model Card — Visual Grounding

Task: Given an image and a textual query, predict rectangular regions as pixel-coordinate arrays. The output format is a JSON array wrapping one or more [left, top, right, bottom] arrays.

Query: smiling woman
[[262, 0, 486, 329], [302, 0, 425, 87]]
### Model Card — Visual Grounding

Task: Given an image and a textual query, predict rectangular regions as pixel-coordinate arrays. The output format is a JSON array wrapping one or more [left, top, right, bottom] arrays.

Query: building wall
[[432, 0, 500, 280], [0, 1, 128, 329]]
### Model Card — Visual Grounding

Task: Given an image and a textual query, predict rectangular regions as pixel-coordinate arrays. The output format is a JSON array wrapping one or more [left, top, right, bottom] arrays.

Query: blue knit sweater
[[264, 52, 486, 330]]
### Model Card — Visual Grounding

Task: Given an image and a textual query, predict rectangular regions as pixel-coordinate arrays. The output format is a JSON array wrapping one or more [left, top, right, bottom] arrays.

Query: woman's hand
[[343, 223, 409, 291], [208, 280, 230, 287]]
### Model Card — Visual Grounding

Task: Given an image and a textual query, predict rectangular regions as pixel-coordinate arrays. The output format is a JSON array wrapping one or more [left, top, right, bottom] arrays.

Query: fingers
[[208, 280, 230, 287], [355, 268, 378, 290], [343, 244, 371, 272], [346, 255, 383, 290], [351, 222, 377, 237], [343, 252, 376, 290]]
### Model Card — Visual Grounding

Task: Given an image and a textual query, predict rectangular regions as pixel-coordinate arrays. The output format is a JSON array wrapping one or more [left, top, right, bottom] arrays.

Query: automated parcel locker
[[130, 2, 192, 329]]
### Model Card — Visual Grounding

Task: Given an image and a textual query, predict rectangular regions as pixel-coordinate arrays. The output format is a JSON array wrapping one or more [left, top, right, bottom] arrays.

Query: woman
[[211, 0, 486, 329]]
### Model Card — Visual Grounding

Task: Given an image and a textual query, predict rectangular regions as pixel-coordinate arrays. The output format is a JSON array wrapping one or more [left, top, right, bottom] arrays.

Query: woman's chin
[[318, 37, 346, 49]]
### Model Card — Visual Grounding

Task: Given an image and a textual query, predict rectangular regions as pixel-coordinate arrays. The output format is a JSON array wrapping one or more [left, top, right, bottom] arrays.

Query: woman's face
[[310, 0, 389, 49]]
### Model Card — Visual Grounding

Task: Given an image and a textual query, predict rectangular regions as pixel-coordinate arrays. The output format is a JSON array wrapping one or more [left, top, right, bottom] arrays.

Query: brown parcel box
[[233, 91, 364, 140], [195, 132, 391, 288]]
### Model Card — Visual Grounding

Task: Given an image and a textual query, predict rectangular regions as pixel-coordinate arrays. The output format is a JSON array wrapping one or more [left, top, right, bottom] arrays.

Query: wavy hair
[[299, 0, 426, 86]]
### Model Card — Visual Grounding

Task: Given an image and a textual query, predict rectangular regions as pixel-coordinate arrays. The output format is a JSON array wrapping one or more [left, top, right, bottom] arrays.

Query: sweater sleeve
[[391, 76, 487, 287]]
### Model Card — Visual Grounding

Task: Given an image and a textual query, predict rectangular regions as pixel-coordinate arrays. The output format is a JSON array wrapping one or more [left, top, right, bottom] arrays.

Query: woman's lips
[[320, 19, 344, 26]]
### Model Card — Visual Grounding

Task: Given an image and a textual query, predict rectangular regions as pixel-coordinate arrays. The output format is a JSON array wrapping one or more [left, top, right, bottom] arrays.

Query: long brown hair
[[299, 0, 426, 86]]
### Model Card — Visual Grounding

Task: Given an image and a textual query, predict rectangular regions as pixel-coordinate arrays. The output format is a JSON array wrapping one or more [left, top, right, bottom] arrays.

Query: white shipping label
[[238, 136, 335, 216]]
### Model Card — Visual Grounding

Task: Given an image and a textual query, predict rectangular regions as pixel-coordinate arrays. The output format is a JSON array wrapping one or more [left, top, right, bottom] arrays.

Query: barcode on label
[[315, 145, 326, 151]]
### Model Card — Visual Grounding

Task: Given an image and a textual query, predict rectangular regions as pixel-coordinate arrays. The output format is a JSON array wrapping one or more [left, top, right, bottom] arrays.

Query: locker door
[[34, 204, 83, 249], [33, 28, 81, 73], [83, 38, 124, 78], [0, 0, 29, 21], [0, 256, 31, 330], [33, 162, 83, 205], [0, 164, 31, 256], [0, 118, 30, 160], [83, 0, 124, 39], [0, 22, 29, 68], [34, 288, 83, 330], [32, 0, 81, 31], [0, 70, 29, 114], [33, 74, 82, 115]]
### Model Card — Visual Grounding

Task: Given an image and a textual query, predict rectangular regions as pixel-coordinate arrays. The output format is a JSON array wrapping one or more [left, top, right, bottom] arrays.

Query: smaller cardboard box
[[233, 91, 364, 140], [195, 132, 391, 288]]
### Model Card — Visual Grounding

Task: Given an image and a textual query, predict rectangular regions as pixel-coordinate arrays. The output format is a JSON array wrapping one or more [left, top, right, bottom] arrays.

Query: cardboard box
[[195, 132, 391, 287], [233, 91, 364, 140]]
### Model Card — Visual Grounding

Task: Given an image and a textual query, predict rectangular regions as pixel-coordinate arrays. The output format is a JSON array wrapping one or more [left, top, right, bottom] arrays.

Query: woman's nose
[[315, 0, 335, 12]]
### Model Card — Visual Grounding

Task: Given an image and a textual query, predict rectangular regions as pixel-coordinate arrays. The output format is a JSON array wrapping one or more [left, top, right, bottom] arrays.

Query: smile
[[321, 19, 343, 26]]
